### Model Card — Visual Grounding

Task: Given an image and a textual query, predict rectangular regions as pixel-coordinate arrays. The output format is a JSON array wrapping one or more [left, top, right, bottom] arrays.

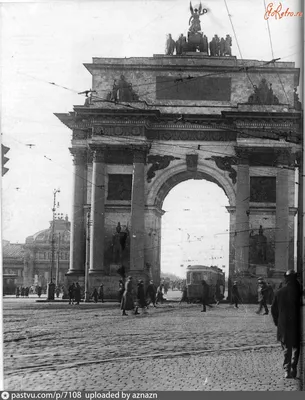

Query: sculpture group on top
[[165, 2, 233, 56]]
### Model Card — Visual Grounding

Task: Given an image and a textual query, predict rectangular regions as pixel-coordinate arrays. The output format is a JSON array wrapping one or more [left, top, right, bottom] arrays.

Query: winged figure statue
[[189, 2, 208, 33]]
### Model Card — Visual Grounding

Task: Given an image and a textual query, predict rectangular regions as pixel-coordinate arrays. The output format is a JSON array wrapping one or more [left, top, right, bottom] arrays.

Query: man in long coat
[[74, 282, 81, 305], [231, 281, 240, 308], [271, 269, 301, 378], [121, 276, 134, 316], [201, 280, 209, 312], [146, 280, 157, 307], [256, 278, 269, 315]]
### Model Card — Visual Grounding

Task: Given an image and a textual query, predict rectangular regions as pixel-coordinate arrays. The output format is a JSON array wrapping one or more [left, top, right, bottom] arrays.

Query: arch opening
[[160, 179, 230, 291]]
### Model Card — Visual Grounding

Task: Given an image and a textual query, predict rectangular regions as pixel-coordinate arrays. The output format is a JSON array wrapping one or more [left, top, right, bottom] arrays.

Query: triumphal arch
[[56, 9, 302, 301]]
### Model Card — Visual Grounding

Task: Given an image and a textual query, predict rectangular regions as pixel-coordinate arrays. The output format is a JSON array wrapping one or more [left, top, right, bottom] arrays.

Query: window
[[192, 272, 202, 284]]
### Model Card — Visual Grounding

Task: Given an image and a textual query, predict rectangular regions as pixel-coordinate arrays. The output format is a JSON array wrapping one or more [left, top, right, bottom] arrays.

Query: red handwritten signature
[[264, 2, 303, 20]]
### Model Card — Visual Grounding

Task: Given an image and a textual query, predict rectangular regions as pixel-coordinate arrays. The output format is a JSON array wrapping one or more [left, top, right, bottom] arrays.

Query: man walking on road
[[271, 269, 301, 379], [201, 280, 209, 312], [146, 280, 157, 307], [231, 281, 240, 309], [256, 278, 269, 315]]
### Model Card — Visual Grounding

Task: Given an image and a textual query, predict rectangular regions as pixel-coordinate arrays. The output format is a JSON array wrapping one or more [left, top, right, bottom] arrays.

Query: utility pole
[[47, 188, 60, 301], [84, 209, 91, 302], [56, 232, 61, 288]]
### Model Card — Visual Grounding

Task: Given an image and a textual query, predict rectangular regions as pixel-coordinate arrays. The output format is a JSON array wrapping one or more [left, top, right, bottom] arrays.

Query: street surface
[[2, 290, 304, 391]]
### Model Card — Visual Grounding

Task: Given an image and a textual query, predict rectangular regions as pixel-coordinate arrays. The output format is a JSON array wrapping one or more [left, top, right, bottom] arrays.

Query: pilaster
[[234, 148, 250, 274], [275, 150, 290, 274], [130, 149, 147, 271]]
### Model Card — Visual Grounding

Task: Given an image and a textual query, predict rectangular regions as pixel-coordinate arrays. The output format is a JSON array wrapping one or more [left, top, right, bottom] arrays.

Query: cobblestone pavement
[[2, 295, 304, 391]]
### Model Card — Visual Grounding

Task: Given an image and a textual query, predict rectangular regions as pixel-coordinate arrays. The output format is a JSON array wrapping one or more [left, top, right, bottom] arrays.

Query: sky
[[0, 0, 303, 277]]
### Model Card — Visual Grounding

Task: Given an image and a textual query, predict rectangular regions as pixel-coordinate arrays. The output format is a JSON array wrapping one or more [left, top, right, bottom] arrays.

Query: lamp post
[[47, 188, 60, 301]]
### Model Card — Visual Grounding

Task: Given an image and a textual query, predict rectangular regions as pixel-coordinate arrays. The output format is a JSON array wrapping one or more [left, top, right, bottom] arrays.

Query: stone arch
[[146, 161, 236, 209]]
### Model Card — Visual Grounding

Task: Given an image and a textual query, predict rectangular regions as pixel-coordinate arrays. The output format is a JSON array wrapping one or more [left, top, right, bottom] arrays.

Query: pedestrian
[[135, 280, 147, 315], [156, 284, 164, 305], [231, 281, 240, 309], [74, 282, 81, 305], [91, 288, 99, 303], [118, 279, 125, 303], [68, 282, 75, 305], [121, 276, 135, 316], [55, 287, 60, 298], [179, 285, 188, 304], [256, 278, 269, 315], [201, 279, 210, 312], [267, 282, 274, 305], [37, 286, 42, 298], [146, 280, 157, 307], [15, 287, 20, 298], [271, 269, 301, 379], [21, 287, 25, 297], [98, 284, 104, 303], [25, 287, 29, 297], [215, 280, 223, 305]]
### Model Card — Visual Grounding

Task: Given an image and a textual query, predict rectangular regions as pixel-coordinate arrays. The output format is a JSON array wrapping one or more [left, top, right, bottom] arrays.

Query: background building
[[2, 215, 70, 294]]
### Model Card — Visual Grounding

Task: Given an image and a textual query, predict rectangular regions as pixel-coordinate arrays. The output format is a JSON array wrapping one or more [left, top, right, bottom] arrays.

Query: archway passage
[[161, 180, 230, 287]]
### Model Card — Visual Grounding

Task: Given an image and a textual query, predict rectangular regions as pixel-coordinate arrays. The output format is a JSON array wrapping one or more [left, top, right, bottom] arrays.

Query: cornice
[[84, 62, 299, 76]]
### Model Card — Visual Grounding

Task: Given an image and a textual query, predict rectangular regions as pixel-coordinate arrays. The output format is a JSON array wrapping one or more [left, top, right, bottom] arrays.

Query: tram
[[186, 265, 225, 303]]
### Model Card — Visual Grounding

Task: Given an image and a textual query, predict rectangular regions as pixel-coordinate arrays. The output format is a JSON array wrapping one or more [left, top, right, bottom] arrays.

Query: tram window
[[192, 272, 201, 283], [187, 272, 191, 284]]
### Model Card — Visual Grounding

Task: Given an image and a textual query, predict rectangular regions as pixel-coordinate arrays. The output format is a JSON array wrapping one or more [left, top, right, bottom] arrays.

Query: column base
[[89, 270, 104, 275], [65, 270, 85, 276]]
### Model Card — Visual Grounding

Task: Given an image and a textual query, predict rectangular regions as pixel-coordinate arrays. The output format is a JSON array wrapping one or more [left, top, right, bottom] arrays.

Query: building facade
[[2, 216, 70, 294], [56, 28, 302, 301]]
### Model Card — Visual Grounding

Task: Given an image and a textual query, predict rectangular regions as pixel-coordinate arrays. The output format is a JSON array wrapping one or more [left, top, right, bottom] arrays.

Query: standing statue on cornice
[[189, 2, 207, 33]]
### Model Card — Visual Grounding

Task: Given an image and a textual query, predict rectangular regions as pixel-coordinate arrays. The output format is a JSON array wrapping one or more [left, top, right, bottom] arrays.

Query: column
[[226, 206, 236, 300], [67, 148, 87, 275], [235, 150, 250, 274], [275, 153, 289, 273], [130, 149, 146, 271], [89, 148, 105, 274]]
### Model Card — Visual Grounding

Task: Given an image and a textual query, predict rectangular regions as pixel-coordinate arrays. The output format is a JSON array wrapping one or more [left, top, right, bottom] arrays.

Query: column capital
[[69, 148, 87, 165], [133, 148, 148, 163], [89, 146, 105, 163], [235, 147, 249, 164], [275, 148, 293, 166]]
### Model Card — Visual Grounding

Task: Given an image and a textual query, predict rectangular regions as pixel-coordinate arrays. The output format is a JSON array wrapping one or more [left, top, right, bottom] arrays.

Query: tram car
[[186, 265, 225, 303]]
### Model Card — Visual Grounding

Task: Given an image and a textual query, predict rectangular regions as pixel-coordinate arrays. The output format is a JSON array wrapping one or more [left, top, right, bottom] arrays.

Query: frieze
[[146, 130, 236, 141], [72, 129, 92, 140], [147, 155, 180, 182], [205, 156, 237, 184], [93, 125, 144, 137]]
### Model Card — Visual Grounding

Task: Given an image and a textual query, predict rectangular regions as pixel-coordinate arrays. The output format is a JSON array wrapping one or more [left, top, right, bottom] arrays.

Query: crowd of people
[[120, 277, 167, 316], [15, 286, 31, 297]]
